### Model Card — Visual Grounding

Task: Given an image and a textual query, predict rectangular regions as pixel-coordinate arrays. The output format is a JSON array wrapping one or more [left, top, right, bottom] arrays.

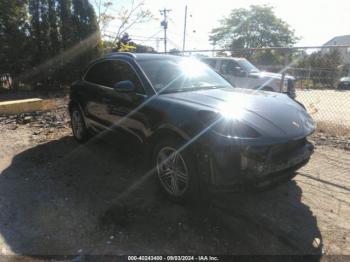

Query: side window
[[203, 59, 216, 69], [220, 60, 241, 76], [85, 60, 145, 94], [84, 61, 110, 86], [108, 60, 144, 93]]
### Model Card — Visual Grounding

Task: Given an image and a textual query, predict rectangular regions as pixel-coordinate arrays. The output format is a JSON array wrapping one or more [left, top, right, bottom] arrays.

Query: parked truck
[[201, 57, 296, 99]]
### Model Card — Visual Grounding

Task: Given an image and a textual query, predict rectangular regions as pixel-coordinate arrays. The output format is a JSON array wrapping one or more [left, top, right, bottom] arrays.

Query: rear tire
[[153, 137, 200, 203], [70, 106, 90, 143]]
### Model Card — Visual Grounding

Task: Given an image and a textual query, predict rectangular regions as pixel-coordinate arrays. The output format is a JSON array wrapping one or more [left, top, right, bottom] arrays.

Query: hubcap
[[156, 147, 189, 196], [71, 110, 84, 139]]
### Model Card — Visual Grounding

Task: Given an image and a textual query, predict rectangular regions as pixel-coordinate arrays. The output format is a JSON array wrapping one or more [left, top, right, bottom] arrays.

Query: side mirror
[[112, 80, 135, 92]]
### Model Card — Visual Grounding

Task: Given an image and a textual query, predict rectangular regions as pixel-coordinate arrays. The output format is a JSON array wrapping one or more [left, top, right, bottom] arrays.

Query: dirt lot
[[0, 98, 349, 259]]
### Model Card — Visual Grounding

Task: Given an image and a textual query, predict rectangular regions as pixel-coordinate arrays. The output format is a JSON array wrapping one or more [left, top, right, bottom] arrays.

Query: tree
[[48, 0, 60, 54], [110, 32, 156, 53], [0, 0, 31, 83], [210, 5, 298, 54], [73, 0, 99, 40], [57, 0, 75, 48], [112, 0, 153, 44], [296, 49, 343, 86], [169, 48, 181, 56], [17, 0, 101, 88], [133, 42, 156, 53], [91, 0, 114, 31], [91, 0, 153, 44]]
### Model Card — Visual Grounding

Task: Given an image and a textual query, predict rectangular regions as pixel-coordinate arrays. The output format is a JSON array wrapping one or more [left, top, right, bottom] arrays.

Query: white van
[[201, 57, 296, 99]]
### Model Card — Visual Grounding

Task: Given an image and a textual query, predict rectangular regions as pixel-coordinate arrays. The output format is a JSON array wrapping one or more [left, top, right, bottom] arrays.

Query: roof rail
[[104, 52, 136, 58]]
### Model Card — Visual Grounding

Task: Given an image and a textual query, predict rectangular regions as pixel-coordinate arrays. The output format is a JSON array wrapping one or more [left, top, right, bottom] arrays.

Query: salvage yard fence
[[175, 45, 350, 135]]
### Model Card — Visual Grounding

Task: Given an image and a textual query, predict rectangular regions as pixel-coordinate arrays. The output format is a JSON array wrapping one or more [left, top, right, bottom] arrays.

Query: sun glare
[[219, 96, 250, 120], [180, 59, 206, 78]]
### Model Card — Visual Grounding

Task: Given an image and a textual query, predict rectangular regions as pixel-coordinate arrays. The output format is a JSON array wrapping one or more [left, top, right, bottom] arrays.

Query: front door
[[100, 60, 150, 144]]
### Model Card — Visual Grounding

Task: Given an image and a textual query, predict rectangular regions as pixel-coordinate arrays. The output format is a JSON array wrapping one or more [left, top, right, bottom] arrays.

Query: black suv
[[69, 53, 315, 202]]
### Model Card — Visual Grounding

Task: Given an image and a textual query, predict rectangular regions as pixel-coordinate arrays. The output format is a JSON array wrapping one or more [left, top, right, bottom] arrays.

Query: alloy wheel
[[156, 146, 189, 197], [71, 109, 84, 140]]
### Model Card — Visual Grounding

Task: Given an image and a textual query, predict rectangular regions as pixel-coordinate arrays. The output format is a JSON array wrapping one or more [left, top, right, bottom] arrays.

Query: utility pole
[[182, 5, 188, 53], [160, 8, 172, 53]]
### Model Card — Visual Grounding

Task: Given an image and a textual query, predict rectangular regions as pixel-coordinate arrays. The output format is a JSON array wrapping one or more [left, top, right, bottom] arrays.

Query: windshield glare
[[237, 59, 260, 73], [138, 58, 232, 93]]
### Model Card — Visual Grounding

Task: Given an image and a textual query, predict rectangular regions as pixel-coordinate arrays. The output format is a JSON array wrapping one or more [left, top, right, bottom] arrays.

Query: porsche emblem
[[292, 121, 300, 128]]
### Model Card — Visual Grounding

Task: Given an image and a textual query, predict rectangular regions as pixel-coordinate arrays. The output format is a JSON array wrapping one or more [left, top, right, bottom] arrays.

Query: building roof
[[324, 35, 350, 46]]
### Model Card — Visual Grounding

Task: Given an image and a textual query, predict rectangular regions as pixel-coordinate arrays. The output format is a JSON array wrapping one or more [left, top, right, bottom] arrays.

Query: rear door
[[81, 61, 112, 131]]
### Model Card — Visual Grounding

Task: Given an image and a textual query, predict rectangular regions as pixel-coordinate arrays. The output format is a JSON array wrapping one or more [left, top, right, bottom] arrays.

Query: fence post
[[280, 49, 290, 92]]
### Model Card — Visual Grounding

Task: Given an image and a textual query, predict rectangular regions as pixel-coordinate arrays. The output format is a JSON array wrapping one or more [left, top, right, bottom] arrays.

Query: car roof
[[340, 76, 350, 81], [103, 52, 183, 61], [202, 57, 246, 61]]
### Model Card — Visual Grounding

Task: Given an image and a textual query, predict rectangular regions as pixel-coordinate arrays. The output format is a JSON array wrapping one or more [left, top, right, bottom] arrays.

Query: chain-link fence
[[177, 46, 350, 136]]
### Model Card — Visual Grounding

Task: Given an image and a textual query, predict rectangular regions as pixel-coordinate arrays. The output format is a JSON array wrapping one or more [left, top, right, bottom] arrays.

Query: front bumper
[[198, 137, 314, 191]]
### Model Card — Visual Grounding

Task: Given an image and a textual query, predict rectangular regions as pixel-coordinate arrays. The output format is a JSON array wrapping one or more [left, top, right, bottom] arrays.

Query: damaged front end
[[240, 138, 314, 187], [205, 137, 314, 191]]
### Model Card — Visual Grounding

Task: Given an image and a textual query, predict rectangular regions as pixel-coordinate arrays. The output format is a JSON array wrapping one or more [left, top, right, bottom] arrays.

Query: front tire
[[153, 137, 200, 203], [70, 106, 90, 143]]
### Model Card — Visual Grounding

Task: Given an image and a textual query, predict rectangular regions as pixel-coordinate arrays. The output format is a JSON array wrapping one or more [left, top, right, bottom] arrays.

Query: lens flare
[[179, 59, 206, 78], [219, 96, 250, 120]]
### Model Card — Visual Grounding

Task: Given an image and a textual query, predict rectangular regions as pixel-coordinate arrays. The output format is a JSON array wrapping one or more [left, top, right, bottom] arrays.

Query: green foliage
[[297, 49, 343, 86], [297, 49, 342, 69], [169, 48, 181, 56], [133, 43, 156, 53], [110, 33, 156, 53], [0, 0, 32, 79], [0, 0, 102, 89], [210, 5, 298, 64]]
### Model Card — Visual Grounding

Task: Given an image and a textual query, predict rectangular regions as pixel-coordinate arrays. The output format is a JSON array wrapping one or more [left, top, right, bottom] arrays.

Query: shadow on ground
[[0, 135, 322, 257]]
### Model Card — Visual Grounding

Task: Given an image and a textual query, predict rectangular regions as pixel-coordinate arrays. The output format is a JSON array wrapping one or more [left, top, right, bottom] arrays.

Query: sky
[[103, 0, 350, 52]]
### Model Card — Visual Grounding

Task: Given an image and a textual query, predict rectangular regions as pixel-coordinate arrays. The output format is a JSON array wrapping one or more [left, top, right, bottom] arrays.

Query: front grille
[[269, 138, 306, 163]]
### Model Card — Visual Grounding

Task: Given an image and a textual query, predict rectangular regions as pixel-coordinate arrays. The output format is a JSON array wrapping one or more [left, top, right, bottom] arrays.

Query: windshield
[[138, 57, 232, 93], [236, 59, 260, 73]]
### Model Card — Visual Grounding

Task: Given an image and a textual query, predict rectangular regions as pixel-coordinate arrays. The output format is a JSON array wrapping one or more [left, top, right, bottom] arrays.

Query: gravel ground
[[0, 98, 349, 259]]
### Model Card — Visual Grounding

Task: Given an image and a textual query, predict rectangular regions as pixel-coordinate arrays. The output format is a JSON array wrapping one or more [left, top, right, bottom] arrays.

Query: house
[[323, 35, 350, 65]]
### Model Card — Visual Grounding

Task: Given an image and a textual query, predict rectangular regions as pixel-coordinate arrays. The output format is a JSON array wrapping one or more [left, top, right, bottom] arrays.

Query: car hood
[[340, 77, 350, 82], [250, 71, 295, 80], [161, 88, 314, 140]]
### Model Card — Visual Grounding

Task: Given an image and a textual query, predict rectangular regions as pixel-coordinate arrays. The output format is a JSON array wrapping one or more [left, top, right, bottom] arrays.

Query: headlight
[[298, 110, 316, 132], [198, 111, 261, 138], [213, 119, 261, 138]]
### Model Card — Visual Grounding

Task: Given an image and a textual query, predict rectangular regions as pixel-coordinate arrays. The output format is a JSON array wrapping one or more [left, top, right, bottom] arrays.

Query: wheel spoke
[[174, 170, 187, 183], [170, 176, 179, 194], [72, 111, 83, 139], [158, 151, 169, 170], [160, 169, 173, 179], [172, 152, 179, 166]]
